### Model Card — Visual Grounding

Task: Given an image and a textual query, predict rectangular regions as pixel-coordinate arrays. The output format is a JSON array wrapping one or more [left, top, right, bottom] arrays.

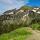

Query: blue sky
[[0, 0, 40, 14], [27, 0, 40, 7]]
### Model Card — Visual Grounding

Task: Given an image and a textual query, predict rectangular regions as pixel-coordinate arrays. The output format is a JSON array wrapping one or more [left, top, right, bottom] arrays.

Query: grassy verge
[[0, 27, 32, 40], [32, 23, 40, 30]]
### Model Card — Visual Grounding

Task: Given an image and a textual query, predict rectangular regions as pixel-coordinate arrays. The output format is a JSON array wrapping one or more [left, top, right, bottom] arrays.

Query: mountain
[[0, 6, 40, 26]]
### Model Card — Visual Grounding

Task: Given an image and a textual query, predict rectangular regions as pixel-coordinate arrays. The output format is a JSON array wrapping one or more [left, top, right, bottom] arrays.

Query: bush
[[0, 21, 3, 34], [32, 23, 40, 30], [37, 25, 40, 30], [0, 23, 18, 34]]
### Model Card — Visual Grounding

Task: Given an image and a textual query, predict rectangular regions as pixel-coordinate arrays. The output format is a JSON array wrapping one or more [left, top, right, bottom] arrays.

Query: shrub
[[37, 25, 40, 30], [32, 23, 40, 30]]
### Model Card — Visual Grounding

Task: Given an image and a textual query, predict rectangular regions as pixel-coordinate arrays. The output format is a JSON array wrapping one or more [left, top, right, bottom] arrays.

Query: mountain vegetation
[[20, 5, 33, 10], [0, 27, 32, 40]]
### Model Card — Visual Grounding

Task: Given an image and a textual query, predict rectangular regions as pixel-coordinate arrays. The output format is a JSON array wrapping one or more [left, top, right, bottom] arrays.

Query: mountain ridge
[[0, 6, 40, 25]]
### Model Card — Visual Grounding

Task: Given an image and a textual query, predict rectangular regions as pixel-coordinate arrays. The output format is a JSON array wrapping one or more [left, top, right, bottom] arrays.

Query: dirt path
[[26, 30, 40, 40]]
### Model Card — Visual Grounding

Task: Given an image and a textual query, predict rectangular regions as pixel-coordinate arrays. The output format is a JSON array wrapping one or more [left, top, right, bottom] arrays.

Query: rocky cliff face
[[0, 8, 40, 26]]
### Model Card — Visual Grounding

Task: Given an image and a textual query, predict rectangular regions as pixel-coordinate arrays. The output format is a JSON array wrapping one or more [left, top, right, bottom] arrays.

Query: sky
[[0, 0, 40, 14]]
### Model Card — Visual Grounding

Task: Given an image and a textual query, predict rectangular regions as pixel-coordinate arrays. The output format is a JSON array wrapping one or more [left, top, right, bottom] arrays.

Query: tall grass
[[32, 23, 40, 30], [0, 27, 32, 40]]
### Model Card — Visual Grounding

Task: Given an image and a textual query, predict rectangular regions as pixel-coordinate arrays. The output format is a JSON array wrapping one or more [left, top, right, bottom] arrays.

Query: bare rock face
[[0, 8, 40, 26]]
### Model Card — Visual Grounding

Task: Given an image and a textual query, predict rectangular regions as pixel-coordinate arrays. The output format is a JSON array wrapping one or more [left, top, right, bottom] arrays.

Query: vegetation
[[20, 5, 33, 10], [0, 27, 32, 40], [32, 23, 40, 30]]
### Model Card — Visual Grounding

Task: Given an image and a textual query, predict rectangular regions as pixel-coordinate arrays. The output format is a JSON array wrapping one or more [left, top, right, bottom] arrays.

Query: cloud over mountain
[[0, 0, 29, 14]]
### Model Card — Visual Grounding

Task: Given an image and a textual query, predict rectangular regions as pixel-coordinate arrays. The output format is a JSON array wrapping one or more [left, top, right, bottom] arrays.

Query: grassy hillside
[[0, 27, 32, 40], [20, 5, 33, 10]]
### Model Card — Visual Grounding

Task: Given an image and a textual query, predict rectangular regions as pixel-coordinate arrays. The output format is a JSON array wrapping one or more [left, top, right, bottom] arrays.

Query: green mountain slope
[[20, 5, 33, 10]]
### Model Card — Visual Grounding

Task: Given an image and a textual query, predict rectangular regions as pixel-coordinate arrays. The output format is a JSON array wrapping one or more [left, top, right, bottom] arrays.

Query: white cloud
[[0, 0, 29, 13], [0, 0, 24, 5], [0, 0, 25, 9], [0, 0, 29, 6], [0, 0, 13, 5]]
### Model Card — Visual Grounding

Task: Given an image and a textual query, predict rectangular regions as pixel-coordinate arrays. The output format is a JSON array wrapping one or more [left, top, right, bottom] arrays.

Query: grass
[[0, 27, 32, 40], [32, 23, 40, 30]]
